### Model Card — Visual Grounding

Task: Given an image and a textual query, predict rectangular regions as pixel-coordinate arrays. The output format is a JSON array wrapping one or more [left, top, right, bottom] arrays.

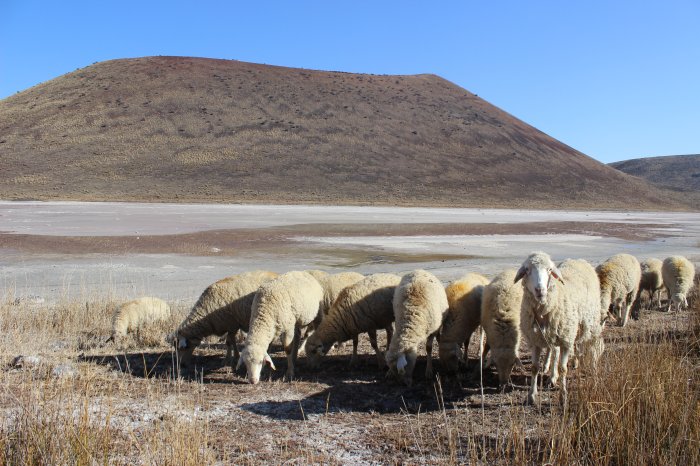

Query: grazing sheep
[[305, 273, 401, 369], [639, 258, 664, 309], [516, 252, 604, 405], [480, 269, 524, 389], [239, 271, 325, 384], [438, 273, 489, 373], [596, 253, 641, 327], [168, 270, 278, 370], [307, 270, 365, 316], [109, 297, 171, 343], [662, 256, 696, 311], [386, 269, 449, 385]]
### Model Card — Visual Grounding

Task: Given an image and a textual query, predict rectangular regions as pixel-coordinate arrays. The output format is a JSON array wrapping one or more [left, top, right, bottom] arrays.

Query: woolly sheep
[[639, 258, 664, 309], [516, 252, 604, 405], [662, 256, 696, 311], [239, 271, 325, 384], [109, 297, 171, 343], [386, 269, 449, 385], [307, 270, 365, 316], [168, 270, 278, 370], [480, 269, 524, 389], [438, 273, 489, 373], [596, 253, 641, 327], [304, 273, 401, 369]]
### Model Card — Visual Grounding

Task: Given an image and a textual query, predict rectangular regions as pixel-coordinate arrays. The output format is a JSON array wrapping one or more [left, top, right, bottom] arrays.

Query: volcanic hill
[[610, 154, 700, 205], [0, 56, 688, 209]]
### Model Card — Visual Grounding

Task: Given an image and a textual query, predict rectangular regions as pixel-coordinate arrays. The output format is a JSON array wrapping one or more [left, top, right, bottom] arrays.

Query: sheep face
[[671, 292, 688, 309], [438, 343, 462, 373], [167, 333, 200, 368], [303, 336, 331, 370], [515, 254, 563, 304], [240, 346, 276, 384]]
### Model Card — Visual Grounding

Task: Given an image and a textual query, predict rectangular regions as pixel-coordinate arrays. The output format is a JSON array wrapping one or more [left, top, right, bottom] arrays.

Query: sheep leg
[[385, 325, 393, 351], [403, 349, 418, 386], [349, 335, 360, 368], [425, 333, 437, 380], [283, 328, 301, 381], [527, 346, 543, 405], [548, 347, 561, 386], [368, 330, 385, 368], [558, 346, 571, 406]]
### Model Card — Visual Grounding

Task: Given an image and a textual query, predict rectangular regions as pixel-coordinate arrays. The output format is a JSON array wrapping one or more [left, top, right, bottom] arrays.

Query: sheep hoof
[[525, 394, 537, 406]]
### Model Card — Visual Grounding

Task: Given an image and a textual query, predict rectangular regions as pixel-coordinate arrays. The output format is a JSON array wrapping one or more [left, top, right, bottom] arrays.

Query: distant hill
[[0, 56, 690, 209], [610, 154, 700, 202]]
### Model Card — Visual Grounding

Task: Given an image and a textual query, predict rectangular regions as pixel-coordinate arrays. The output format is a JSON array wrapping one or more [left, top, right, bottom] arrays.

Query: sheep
[[516, 252, 604, 405], [168, 270, 278, 370], [109, 297, 171, 344], [596, 253, 641, 327], [304, 273, 401, 369], [639, 258, 664, 309], [307, 270, 365, 316], [480, 269, 524, 389], [662, 256, 696, 311], [238, 270, 325, 384], [438, 273, 489, 373], [386, 269, 449, 385]]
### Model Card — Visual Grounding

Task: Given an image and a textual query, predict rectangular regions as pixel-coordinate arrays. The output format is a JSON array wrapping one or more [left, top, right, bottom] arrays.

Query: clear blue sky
[[1, 1, 698, 163]]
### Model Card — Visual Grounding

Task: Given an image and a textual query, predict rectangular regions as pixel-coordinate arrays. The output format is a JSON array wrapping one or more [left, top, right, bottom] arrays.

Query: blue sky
[[1, 1, 698, 163]]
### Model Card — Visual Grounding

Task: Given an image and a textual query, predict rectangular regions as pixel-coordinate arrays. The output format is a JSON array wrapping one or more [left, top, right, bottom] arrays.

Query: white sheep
[[109, 297, 171, 343], [386, 269, 449, 385], [480, 269, 524, 389], [238, 271, 325, 384], [662, 256, 696, 311], [168, 270, 278, 370], [516, 252, 604, 405], [307, 270, 365, 316], [438, 273, 489, 373], [596, 253, 641, 327], [304, 273, 401, 369], [639, 258, 664, 309]]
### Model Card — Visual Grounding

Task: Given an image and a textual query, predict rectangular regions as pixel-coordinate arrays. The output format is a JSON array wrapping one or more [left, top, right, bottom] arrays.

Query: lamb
[[386, 269, 449, 385], [168, 270, 278, 370], [304, 273, 401, 369], [109, 297, 171, 343], [662, 256, 696, 311], [480, 269, 524, 389], [438, 273, 489, 373], [238, 271, 325, 384], [596, 253, 641, 327], [639, 258, 664, 309], [516, 252, 604, 405]]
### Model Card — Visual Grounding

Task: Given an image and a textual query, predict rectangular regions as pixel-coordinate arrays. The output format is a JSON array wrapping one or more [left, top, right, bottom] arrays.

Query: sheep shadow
[[239, 358, 536, 420]]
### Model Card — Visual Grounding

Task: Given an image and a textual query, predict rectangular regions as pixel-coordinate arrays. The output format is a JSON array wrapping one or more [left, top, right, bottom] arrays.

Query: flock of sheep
[[109, 253, 696, 404]]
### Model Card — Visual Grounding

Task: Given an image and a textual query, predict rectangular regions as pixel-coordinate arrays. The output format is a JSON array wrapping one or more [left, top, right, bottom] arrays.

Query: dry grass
[[0, 280, 698, 464]]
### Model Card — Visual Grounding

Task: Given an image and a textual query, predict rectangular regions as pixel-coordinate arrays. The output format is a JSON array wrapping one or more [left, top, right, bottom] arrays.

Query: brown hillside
[[610, 154, 700, 204], [0, 56, 689, 209]]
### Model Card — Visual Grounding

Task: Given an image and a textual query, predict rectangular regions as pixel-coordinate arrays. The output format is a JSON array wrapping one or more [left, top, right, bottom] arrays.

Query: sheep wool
[[480, 269, 524, 388], [596, 253, 641, 327], [438, 273, 489, 373], [170, 270, 278, 369], [516, 252, 603, 405], [305, 273, 400, 369], [240, 271, 325, 384], [639, 258, 664, 309], [111, 297, 171, 342], [386, 269, 449, 385], [662, 256, 696, 311]]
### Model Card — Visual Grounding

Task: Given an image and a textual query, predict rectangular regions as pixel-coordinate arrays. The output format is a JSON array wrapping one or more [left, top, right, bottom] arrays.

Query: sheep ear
[[514, 266, 527, 283], [550, 267, 565, 284], [264, 353, 276, 371], [396, 354, 408, 373]]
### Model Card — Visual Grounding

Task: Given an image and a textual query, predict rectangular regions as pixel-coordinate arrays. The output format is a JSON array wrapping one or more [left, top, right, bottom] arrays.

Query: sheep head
[[240, 345, 276, 384], [515, 252, 564, 304]]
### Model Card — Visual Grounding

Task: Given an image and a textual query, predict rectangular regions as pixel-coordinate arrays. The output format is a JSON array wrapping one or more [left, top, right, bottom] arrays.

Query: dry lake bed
[[1, 201, 698, 304]]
